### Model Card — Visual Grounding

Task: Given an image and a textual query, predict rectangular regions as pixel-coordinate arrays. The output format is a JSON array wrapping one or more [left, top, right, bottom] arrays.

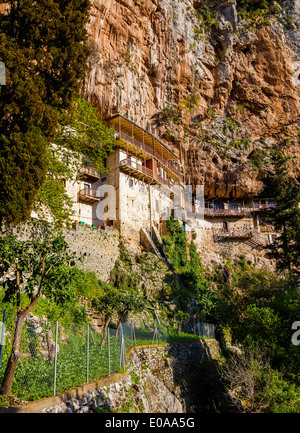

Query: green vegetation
[[194, 4, 220, 35], [210, 257, 300, 412], [0, 0, 91, 229], [236, 0, 283, 27], [162, 212, 300, 412], [0, 233, 83, 396], [34, 98, 116, 227], [163, 218, 214, 321], [266, 152, 300, 279], [0, 320, 121, 401]]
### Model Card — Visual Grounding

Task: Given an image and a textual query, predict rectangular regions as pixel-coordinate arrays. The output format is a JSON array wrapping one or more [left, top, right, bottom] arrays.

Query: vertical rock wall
[[84, 0, 300, 197]]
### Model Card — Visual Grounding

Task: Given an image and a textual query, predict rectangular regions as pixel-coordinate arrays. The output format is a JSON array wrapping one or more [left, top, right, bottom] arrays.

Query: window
[[129, 179, 133, 188], [140, 184, 144, 193], [156, 199, 159, 213], [231, 205, 238, 210]]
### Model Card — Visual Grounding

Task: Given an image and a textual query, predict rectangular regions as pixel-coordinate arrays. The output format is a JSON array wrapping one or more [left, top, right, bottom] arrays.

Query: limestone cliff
[[83, 0, 300, 197]]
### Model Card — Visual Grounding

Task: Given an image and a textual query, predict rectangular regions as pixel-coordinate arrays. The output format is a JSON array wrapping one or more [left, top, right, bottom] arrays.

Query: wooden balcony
[[79, 167, 100, 182], [116, 130, 184, 181], [204, 208, 247, 217], [251, 203, 275, 211], [120, 159, 159, 185], [78, 188, 101, 203], [214, 228, 266, 247], [109, 117, 184, 182]]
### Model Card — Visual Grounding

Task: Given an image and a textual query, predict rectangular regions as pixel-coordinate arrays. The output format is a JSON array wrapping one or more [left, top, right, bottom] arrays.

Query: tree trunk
[[0, 295, 40, 396], [0, 312, 25, 396], [100, 316, 111, 349], [177, 322, 182, 334], [115, 312, 127, 338]]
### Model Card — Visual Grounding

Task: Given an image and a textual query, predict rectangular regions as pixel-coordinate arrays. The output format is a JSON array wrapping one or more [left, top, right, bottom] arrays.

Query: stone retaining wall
[[1, 340, 227, 414], [12, 220, 120, 282]]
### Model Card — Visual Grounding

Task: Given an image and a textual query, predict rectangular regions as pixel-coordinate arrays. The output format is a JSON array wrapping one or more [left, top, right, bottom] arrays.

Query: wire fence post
[[133, 321, 136, 347], [152, 319, 158, 345], [130, 319, 133, 347], [119, 324, 125, 370], [122, 326, 126, 366], [0, 310, 6, 374], [53, 321, 58, 396], [119, 324, 123, 369], [87, 324, 89, 384], [108, 327, 110, 376]]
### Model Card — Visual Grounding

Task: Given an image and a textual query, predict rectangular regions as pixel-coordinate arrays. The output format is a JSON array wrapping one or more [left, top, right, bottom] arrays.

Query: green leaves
[[92, 285, 146, 318], [0, 233, 81, 304], [163, 219, 215, 319], [165, 217, 188, 270], [56, 98, 116, 173], [33, 98, 116, 227], [266, 151, 300, 279]]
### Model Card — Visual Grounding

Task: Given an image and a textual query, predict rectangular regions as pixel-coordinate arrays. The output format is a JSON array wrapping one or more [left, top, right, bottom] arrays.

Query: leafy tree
[[164, 221, 215, 321], [0, 0, 90, 229], [92, 285, 145, 348], [0, 233, 81, 396], [213, 259, 300, 386], [175, 310, 190, 334]]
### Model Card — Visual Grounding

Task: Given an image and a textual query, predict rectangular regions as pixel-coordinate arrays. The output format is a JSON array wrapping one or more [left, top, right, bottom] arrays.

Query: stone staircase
[[140, 228, 162, 258], [213, 228, 266, 248], [140, 226, 187, 292]]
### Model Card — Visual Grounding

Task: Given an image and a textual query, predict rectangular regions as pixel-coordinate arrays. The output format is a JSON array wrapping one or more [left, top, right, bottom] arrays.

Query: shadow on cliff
[[165, 338, 237, 413]]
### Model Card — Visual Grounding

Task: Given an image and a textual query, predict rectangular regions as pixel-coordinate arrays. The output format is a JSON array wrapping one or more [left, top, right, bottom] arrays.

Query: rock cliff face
[[84, 0, 300, 197]]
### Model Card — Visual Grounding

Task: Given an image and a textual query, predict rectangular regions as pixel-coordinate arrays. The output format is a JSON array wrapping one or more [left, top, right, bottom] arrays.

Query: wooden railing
[[158, 175, 172, 188], [79, 166, 100, 178], [120, 159, 154, 178], [113, 126, 184, 181], [204, 208, 247, 217], [251, 203, 275, 211], [214, 228, 266, 245], [78, 188, 101, 201]]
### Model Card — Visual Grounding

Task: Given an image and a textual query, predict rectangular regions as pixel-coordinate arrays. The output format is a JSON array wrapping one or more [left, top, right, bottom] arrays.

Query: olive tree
[[0, 233, 82, 396]]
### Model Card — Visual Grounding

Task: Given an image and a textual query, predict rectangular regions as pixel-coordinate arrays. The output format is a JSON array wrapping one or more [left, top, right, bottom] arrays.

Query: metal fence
[[0, 312, 215, 402]]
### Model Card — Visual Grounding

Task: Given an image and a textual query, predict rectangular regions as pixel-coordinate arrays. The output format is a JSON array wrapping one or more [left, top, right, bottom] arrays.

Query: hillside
[[0, 0, 299, 415]]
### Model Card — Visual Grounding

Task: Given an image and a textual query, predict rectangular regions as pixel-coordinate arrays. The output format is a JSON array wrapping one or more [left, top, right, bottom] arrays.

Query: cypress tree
[[0, 0, 91, 229], [266, 152, 300, 280]]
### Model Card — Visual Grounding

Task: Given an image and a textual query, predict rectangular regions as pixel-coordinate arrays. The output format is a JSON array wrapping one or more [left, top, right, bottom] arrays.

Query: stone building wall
[[189, 216, 276, 270], [63, 224, 120, 282], [13, 221, 120, 282]]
